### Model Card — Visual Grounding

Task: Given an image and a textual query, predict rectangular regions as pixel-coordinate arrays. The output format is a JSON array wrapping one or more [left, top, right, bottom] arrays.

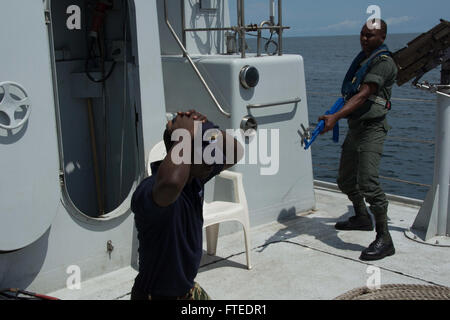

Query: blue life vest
[[341, 44, 392, 100]]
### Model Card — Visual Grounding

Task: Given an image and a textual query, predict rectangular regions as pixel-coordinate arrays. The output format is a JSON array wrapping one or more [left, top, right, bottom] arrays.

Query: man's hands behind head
[[166, 110, 208, 141], [178, 110, 208, 123]]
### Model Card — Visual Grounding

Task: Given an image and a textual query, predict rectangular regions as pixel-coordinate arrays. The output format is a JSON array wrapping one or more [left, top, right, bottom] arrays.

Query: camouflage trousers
[[148, 283, 211, 301], [179, 282, 211, 301], [337, 119, 390, 221]]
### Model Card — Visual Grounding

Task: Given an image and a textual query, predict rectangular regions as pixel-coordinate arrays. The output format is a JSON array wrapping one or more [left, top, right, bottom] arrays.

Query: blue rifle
[[300, 97, 345, 150]]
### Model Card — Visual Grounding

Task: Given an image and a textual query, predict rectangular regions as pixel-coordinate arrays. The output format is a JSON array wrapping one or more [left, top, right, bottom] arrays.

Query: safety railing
[[181, 0, 289, 58], [163, 0, 291, 118], [163, 0, 231, 118], [306, 92, 437, 196]]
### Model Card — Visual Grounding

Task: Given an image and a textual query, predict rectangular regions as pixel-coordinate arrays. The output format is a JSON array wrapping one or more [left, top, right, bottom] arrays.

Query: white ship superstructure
[[0, 0, 315, 294], [0, 1, 448, 299]]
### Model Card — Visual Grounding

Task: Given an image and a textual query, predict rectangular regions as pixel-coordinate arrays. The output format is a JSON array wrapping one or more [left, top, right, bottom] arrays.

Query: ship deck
[[50, 185, 450, 300]]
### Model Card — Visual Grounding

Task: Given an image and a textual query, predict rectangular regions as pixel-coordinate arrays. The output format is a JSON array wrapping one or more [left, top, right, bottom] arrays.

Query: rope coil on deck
[[334, 284, 450, 300]]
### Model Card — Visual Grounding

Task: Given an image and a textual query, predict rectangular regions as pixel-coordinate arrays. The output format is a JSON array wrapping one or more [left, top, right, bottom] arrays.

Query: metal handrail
[[164, 0, 231, 118], [247, 97, 301, 110], [165, 0, 288, 118]]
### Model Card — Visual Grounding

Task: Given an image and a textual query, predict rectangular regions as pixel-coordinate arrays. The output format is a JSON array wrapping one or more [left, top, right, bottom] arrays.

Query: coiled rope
[[334, 284, 450, 300]]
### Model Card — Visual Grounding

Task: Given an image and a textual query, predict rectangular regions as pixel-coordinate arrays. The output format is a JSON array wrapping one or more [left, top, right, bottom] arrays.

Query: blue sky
[[229, 0, 450, 37]]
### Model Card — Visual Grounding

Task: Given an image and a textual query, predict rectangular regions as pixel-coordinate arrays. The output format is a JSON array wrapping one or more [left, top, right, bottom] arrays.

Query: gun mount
[[394, 19, 450, 87], [396, 19, 450, 246]]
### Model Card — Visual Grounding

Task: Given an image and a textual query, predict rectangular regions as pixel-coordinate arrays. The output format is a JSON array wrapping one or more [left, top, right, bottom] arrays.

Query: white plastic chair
[[203, 170, 252, 270], [147, 141, 252, 270], [146, 141, 167, 176]]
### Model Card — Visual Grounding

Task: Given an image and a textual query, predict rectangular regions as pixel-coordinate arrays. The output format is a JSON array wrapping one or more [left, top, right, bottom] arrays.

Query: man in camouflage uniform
[[319, 20, 398, 261]]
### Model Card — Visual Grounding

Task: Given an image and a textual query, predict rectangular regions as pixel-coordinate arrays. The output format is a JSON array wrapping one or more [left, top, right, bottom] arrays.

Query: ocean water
[[249, 33, 442, 201]]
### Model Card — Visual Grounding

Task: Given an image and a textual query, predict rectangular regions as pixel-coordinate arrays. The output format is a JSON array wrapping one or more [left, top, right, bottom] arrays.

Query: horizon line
[[282, 31, 421, 39]]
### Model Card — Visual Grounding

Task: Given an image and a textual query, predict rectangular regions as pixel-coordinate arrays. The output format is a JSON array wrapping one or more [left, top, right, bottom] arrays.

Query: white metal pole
[[269, 0, 275, 24], [436, 91, 450, 236], [240, 0, 246, 58], [278, 0, 282, 55], [437, 60, 450, 236], [406, 61, 450, 245]]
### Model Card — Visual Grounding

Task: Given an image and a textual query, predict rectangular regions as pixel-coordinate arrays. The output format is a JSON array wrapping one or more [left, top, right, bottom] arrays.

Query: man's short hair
[[368, 19, 388, 36]]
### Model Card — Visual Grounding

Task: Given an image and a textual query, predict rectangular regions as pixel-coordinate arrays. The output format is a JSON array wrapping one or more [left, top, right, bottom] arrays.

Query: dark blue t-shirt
[[131, 161, 223, 297]]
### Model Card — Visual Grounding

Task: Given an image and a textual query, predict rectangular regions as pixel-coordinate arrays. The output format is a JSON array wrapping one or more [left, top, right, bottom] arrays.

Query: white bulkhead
[[0, 0, 166, 293], [158, 0, 315, 226]]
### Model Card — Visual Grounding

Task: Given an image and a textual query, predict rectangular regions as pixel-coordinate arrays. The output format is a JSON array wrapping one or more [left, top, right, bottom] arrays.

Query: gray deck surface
[[50, 187, 450, 300]]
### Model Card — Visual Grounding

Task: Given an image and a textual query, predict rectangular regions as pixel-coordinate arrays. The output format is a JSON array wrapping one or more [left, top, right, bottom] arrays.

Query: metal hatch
[[0, 0, 60, 251]]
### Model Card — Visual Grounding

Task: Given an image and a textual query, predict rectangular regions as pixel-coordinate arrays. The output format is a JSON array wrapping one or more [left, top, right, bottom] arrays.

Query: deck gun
[[393, 19, 450, 88], [300, 97, 345, 150], [391, 20, 450, 243]]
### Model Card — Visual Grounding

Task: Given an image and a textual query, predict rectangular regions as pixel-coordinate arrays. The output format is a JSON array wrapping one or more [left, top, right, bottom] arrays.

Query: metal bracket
[[107, 240, 114, 258], [59, 171, 65, 187], [414, 81, 450, 98], [44, 9, 51, 25], [298, 124, 312, 147]]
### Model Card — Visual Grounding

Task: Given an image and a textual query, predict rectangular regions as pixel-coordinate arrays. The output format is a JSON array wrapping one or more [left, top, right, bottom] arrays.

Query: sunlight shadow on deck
[[200, 250, 249, 271], [258, 207, 367, 252]]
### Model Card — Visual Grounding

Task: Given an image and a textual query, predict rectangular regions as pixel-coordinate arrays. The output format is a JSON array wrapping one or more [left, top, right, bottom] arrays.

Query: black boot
[[360, 219, 395, 261], [335, 203, 374, 231]]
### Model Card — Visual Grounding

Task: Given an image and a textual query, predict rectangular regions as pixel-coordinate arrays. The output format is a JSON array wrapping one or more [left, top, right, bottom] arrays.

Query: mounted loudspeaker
[[240, 66, 260, 89]]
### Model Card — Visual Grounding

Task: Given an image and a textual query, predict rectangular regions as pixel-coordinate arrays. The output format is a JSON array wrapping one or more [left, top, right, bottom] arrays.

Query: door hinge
[[59, 170, 65, 187], [45, 9, 51, 25]]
